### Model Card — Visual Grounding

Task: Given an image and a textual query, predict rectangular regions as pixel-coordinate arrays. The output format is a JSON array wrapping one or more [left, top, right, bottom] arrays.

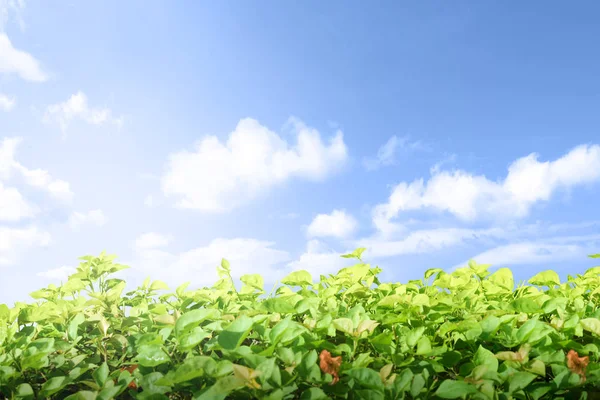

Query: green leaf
[[424, 268, 443, 280], [240, 274, 264, 291], [341, 247, 367, 260], [40, 376, 72, 397], [489, 268, 514, 290], [528, 270, 560, 287], [280, 270, 313, 287], [220, 258, 231, 272], [299, 387, 329, 400], [512, 298, 542, 313], [412, 294, 430, 306], [14, 383, 34, 400], [165, 356, 216, 384], [0, 303, 9, 320], [93, 362, 109, 387], [218, 315, 254, 350], [179, 326, 210, 350], [261, 298, 297, 313], [434, 379, 478, 399], [345, 368, 385, 392], [525, 359, 546, 376], [441, 351, 462, 367], [269, 318, 306, 345], [68, 313, 86, 341], [480, 315, 501, 334], [580, 318, 600, 336], [194, 375, 245, 399], [64, 391, 98, 400], [333, 318, 354, 335], [139, 372, 170, 396], [406, 326, 425, 347], [410, 373, 426, 397], [393, 368, 414, 392], [149, 280, 170, 291], [416, 336, 432, 355], [473, 345, 498, 372], [508, 371, 537, 393], [175, 309, 220, 336], [137, 344, 170, 367], [98, 385, 125, 400], [588, 253, 600, 258], [528, 383, 552, 400]]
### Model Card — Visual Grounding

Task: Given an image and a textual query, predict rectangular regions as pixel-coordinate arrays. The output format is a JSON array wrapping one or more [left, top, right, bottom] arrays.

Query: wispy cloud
[[68, 209, 107, 231], [37, 266, 76, 281], [0, 33, 46, 81], [352, 219, 600, 261], [0, 0, 27, 31], [0, 137, 73, 223], [0, 226, 50, 266], [363, 135, 430, 171], [449, 234, 600, 272], [134, 232, 173, 250], [355, 227, 505, 258], [43, 91, 123, 137], [0, 93, 15, 111]]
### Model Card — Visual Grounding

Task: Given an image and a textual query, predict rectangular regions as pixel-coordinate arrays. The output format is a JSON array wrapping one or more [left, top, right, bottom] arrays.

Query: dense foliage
[[1, 250, 600, 399]]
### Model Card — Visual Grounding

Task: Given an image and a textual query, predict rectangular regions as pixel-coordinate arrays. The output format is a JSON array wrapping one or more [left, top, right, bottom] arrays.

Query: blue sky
[[1, 1, 600, 305]]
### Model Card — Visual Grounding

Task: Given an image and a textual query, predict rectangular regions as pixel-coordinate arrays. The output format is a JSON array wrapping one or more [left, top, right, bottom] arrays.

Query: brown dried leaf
[[118, 364, 139, 389], [567, 350, 589, 382], [319, 349, 342, 385]]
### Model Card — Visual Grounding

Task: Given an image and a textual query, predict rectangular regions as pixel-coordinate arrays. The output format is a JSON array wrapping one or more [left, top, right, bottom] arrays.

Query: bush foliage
[[1, 250, 600, 399]]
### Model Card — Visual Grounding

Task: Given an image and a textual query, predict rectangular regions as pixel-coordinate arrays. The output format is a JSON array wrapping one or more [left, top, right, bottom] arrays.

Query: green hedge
[[1, 250, 600, 399]]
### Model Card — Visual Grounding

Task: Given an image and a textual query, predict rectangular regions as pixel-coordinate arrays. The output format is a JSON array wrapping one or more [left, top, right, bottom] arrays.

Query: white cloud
[[0, 226, 50, 265], [286, 239, 352, 278], [352, 220, 600, 261], [355, 227, 504, 259], [37, 266, 76, 281], [0, 137, 73, 202], [131, 236, 291, 288], [68, 209, 107, 231], [0, 33, 46, 81], [0, 93, 15, 111], [144, 195, 154, 207], [430, 153, 457, 175], [0, 0, 26, 31], [43, 91, 123, 135], [0, 181, 35, 221], [363, 135, 430, 171], [307, 209, 358, 239], [17, 166, 73, 202], [363, 136, 400, 171], [450, 234, 600, 271], [373, 144, 600, 235], [161, 117, 348, 212], [134, 232, 172, 250]]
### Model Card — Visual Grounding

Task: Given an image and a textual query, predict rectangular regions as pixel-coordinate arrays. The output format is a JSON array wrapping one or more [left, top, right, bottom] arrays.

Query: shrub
[[1, 250, 600, 399]]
